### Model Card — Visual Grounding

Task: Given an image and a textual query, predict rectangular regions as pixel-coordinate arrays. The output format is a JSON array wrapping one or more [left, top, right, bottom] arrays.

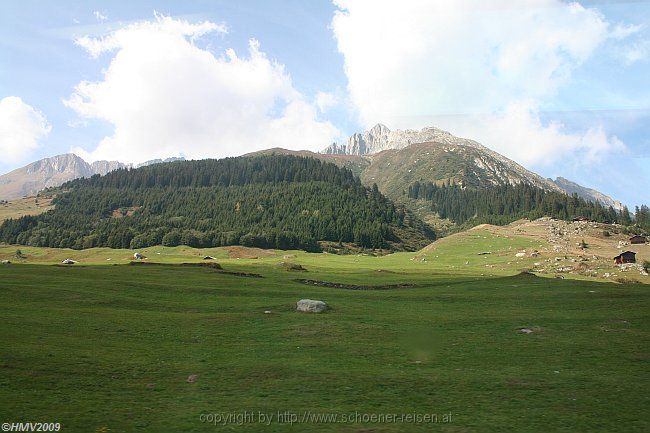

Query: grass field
[[1, 233, 649, 432]]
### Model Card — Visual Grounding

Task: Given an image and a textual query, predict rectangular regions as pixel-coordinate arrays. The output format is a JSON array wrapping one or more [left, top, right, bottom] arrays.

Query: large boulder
[[296, 299, 328, 313]]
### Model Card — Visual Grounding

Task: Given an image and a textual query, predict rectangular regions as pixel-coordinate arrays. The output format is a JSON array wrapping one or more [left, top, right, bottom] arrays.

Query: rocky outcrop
[[91, 160, 128, 176], [322, 123, 472, 156]]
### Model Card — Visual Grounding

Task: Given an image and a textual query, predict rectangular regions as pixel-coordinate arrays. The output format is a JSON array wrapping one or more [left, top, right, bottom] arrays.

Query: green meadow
[[1, 231, 648, 432]]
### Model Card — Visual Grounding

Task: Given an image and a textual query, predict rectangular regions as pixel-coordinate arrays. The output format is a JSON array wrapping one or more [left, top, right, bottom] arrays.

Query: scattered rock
[[61, 259, 76, 265], [146, 383, 155, 389], [296, 299, 328, 313], [517, 326, 542, 334], [515, 252, 526, 257], [279, 262, 307, 271], [203, 256, 215, 260], [187, 374, 198, 383], [1, 260, 10, 264], [264, 310, 272, 314], [133, 252, 145, 260]]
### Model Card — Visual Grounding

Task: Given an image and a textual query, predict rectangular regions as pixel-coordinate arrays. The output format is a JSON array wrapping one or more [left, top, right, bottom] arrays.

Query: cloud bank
[[331, 0, 636, 166], [0, 96, 51, 164], [66, 13, 340, 164]]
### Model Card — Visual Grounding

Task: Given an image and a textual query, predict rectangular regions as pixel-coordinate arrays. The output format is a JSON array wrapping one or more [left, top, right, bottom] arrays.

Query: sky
[[0, 0, 648, 207]]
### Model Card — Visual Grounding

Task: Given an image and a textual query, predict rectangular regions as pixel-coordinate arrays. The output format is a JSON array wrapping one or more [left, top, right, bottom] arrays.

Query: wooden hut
[[629, 235, 647, 245], [614, 251, 636, 264]]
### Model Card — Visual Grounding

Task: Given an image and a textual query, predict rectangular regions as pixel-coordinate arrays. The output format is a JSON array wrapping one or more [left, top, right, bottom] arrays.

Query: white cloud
[[0, 97, 51, 163], [66, 14, 340, 163], [331, 0, 632, 166], [315, 91, 339, 112], [622, 39, 650, 64], [93, 11, 108, 23], [452, 101, 625, 166]]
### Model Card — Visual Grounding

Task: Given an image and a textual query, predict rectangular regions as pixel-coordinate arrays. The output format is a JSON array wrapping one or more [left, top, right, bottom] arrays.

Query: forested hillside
[[0, 155, 435, 251], [407, 181, 645, 228]]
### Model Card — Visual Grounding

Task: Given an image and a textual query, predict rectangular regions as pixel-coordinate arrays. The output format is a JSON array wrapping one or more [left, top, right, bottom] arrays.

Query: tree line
[[408, 181, 648, 230], [0, 155, 434, 251]]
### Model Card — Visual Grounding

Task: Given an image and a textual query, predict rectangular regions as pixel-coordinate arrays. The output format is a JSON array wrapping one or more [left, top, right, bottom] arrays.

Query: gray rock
[[296, 299, 328, 313]]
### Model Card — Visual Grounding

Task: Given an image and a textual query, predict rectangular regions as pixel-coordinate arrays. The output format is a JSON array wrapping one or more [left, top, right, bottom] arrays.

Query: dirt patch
[[127, 261, 263, 278], [294, 279, 418, 290], [111, 206, 141, 218], [227, 246, 275, 259]]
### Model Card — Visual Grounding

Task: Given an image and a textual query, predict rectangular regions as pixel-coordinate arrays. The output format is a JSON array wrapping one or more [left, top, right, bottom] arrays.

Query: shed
[[629, 235, 647, 245], [614, 251, 636, 264]]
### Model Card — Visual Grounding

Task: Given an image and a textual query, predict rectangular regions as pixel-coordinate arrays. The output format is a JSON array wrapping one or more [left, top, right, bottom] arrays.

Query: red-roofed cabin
[[614, 251, 636, 264]]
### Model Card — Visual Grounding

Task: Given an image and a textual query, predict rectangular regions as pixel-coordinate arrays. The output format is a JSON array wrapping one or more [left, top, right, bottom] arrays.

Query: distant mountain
[[0, 154, 128, 200], [0, 154, 185, 200], [551, 176, 623, 212], [135, 157, 185, 168]]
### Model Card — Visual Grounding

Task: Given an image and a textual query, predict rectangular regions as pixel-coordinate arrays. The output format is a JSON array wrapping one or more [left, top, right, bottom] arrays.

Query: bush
[[162, 230, 182, 247], [602, 230, 610, 237], [643, 260, 650, 274]]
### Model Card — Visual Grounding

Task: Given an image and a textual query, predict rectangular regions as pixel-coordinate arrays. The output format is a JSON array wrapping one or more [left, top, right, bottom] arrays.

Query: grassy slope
[[1, 234, 649, 432], [3, 222, 646, 283], [0, 196, 53, 223]]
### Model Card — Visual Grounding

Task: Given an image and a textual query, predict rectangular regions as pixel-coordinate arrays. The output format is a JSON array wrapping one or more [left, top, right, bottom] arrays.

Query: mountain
[[0, 154, 128, 200], [135, 157, 185, 168], [322, 124, 623, 209], [0, 154, 186, 201], [551, 176, 623, 212], [0, 155, 434, 251], [90, 160, 129, 176], [323, 123, 497, 156]]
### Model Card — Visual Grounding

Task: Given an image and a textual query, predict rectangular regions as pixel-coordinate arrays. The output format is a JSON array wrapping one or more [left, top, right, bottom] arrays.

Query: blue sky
[[0, 0, 648, 208]]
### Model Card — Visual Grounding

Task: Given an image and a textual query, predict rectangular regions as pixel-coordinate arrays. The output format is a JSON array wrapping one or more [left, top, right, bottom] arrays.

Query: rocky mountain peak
[[551, 176, 623, 212]]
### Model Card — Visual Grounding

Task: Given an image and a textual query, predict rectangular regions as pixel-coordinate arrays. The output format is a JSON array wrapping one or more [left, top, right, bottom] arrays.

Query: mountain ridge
[[0, 154, 184, 200], [1, 124, 623, 212]]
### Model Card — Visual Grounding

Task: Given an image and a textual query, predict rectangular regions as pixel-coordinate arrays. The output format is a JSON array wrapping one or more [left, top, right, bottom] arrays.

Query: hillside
[[0, 155, 434, 251], [416, 218, 648, 283], [252, 143, 632, 233], [0, 195, 54, 224]]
